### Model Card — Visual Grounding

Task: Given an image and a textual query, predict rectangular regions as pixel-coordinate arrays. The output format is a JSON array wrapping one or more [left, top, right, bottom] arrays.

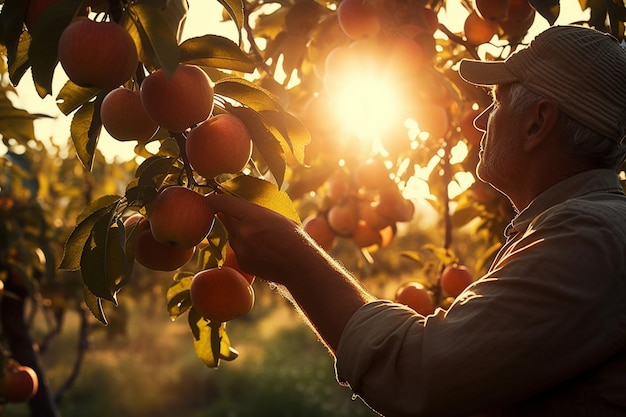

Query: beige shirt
[[335, 169, 626, 416]]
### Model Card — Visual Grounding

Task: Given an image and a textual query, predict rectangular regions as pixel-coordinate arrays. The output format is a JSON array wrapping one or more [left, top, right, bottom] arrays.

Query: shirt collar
[[505, 169, 625, 239]]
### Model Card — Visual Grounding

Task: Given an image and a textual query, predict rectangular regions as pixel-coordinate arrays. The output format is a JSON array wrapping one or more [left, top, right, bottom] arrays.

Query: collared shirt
[[335, 169, 626, 417]]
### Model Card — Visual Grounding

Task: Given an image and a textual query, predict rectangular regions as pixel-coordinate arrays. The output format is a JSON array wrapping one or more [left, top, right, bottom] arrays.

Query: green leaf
[[70, 98, 104, 171], [422, 244, 457, 265], [135, 155, 178, 196], [80, 213, 126, 302], [0, 0, 29, 70], [219, 175, 301, 224], [400, 250, 424, 267], [188, 311, 237, 368], [216, 0, 244, 45], [253, 7, 288, 40], [56, 81, 100, 115], [84, 285, 108, 325], [214, 78, 282, 112], [166, 274, 194, 320], [226, 106, 286, 187], [126, 2, 182, 77], [530, 0, 561, 24], [0, 97, 51, 144], [28, 0, 81, 97], [259, 109, 311, 166], [180, 34, 255, 73], [60, 195, 122, 270], [451, 202, 481, 228], [8, 32, 32, 87]]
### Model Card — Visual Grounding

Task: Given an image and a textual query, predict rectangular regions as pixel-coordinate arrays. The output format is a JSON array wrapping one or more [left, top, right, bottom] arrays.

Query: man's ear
[[523, 99, 560, 152]]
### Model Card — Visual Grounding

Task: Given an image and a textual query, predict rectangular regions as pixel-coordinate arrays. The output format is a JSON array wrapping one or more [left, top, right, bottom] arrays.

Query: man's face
[[473, 84, 524, 192]]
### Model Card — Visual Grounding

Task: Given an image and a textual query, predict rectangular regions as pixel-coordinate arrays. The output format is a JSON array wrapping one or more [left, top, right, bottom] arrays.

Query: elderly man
[[206, 25, 626, 416]]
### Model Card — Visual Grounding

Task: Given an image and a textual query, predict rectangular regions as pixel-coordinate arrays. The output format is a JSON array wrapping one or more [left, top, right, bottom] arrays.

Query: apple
[[302, 215, 336, 251], [190, 266, 255, 323], [185, 113, 253, 179], [100, 88, 159, 142], [337, 0, 381, 40], [327, 202, 359, 236], [124, 215, 195, 271], [58, 18, 138, 90], [386, 36, 425, 78], [376, 187, 415, 223], [148, 186, 215, 249], [440, 265, 474, 298], [25, 0, 61, 31], [358, 200, 393, 230], [352, 220, 382, 248], [499, 0, 536, 39], [464, 11, 499, 45], [0, 365, 39, 403], [140, 64, 214, 133], [474, 0, 510, 21], [353, 158, 389, 190], [395, 282, 436, 315]]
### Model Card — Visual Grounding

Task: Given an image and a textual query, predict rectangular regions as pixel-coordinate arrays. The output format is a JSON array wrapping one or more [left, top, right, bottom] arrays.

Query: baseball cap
[[458, 25, 626, 143]]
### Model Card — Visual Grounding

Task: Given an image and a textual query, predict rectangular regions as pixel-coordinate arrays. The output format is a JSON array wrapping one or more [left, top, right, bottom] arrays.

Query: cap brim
[[458, 59, 519, 86]]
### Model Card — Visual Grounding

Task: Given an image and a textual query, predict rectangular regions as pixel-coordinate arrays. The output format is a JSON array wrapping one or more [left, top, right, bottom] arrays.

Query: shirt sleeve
[[334, 201, 626, 417]]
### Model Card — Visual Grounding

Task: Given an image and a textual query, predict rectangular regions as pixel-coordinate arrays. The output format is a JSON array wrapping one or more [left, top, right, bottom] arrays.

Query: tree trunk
[[1, 276, 61, 417]]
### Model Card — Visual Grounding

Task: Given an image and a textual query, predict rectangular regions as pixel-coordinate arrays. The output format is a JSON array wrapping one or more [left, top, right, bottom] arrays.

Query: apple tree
[[0, 0, 624, 378]]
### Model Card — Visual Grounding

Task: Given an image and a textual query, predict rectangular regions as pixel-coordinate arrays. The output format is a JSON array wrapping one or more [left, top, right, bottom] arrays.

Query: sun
[[330, 72, 404, 140]]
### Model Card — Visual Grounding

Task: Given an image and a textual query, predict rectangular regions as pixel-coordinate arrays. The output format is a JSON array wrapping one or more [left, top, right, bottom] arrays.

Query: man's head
[[459, 25, 626, 145]]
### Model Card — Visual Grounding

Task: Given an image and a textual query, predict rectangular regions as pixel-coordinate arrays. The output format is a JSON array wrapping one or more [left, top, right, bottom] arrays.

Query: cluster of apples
[[56, 15, 254, 178], [395, 264, 474, 315], [464, 0, 536, 45], [322, 0, 438, 87], [124, 187, 256, 324], [303, 159, 415, 251]]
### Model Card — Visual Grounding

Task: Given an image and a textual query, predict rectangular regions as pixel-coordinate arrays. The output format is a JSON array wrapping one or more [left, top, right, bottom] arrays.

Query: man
[[206, 25, 626, 416]]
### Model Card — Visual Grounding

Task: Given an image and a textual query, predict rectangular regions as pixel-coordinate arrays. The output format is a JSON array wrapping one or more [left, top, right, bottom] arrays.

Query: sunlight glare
[[331, 73, 403, 139]]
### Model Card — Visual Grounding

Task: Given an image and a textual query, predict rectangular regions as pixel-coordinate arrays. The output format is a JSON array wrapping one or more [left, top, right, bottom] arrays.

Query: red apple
[[302, 215, 336, 251], [352, 220, 383, 247], [327, 202, 359, 236], [148, 186, 215, 249], [395, 282, 436, 315], [58, 18, 138, 90], [376, 187, 415, 223], [100, 87, 159, 142], [125, 214, 195, 271], [0, 365, 39, 403], [185, 113, 253, 179], [25, 0, 61, 31], [337, 0, 381, 40], [140, 64, 214, 133]]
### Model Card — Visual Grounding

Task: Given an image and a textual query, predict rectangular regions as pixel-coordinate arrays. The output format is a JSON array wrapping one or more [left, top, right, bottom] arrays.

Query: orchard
[[0, 0, 624, 415]]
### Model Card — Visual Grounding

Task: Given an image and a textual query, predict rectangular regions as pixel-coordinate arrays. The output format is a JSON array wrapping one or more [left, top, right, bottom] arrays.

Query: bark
[[1, 276, 61, 417]]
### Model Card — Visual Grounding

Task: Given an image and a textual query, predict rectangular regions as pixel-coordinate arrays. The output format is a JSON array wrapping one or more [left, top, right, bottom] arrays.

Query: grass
[[3, 283, 378, 417]]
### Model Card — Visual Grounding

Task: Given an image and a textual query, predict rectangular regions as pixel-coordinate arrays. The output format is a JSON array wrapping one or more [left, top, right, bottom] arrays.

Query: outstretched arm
[[205, 193, 375, 351]]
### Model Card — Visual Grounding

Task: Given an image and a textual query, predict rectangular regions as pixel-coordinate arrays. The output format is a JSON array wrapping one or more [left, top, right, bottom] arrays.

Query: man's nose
[[473, 104, 492, 132]]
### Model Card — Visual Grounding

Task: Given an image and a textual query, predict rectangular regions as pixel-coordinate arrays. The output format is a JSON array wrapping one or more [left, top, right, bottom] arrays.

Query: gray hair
[[506, 83, 626, 170]]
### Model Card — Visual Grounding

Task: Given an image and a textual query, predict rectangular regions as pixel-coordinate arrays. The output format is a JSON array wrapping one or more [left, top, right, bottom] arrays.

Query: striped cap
[[458, 25, 626, 143]]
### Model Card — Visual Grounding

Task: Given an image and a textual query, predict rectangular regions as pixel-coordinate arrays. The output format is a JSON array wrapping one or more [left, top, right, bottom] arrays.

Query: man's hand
[[205, 192, 319, 285], [205, 192, 374, 351]]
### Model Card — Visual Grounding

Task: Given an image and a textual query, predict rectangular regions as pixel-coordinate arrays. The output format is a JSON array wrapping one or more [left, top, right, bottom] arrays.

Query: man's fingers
[[205, 193, 248, 220]]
